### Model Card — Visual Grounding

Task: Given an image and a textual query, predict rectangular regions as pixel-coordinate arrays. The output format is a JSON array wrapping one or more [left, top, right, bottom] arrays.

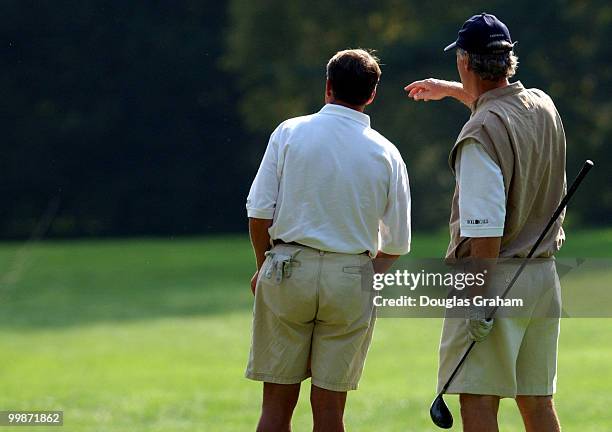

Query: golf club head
[[430, 394, 453, 429]]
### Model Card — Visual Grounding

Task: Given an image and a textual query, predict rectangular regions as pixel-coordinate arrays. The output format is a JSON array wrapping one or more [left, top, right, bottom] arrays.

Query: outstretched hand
[[404, 78, 452, 101], [404, 78, 475, 107]]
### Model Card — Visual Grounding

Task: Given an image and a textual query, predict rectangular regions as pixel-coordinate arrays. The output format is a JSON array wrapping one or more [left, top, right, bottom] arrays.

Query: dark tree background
[[2, 0, 610, 239]]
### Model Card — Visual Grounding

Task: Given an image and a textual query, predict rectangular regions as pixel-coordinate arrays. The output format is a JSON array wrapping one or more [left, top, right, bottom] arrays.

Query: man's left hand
[[250, 270, 259, 295]]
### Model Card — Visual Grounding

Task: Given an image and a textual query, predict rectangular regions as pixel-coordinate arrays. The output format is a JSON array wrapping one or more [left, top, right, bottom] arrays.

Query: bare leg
[[516, 395, 561, 432], [257, 382, 301, 432], [459, 394, 500, 432], [310, 385, 347, 432]]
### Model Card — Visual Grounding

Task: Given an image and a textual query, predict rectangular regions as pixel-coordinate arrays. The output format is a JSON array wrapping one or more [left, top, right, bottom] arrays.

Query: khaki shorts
[[437, 259, 561, 398], [246, 244, 375, 392]]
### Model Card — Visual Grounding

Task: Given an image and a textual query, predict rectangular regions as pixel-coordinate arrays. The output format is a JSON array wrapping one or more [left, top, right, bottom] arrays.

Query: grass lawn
[[0, 229, 611, 431]]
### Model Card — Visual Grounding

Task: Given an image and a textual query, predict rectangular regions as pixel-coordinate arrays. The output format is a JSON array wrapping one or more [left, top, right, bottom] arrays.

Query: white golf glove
[[263, 249, 301, 284], [466, 306, 494, 342]]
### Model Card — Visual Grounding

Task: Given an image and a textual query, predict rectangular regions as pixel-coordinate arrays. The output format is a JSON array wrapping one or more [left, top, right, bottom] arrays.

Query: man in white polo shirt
[[246, 49, 411, 432]]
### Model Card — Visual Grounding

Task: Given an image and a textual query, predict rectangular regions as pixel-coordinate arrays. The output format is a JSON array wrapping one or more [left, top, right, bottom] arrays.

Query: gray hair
[[457, 46, 519, 81]]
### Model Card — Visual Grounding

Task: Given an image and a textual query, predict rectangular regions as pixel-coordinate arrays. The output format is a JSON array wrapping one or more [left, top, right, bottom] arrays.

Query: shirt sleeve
[[456, 139, 506, 238], [378, 157, 411, 255], [246, 126, 282, 219]]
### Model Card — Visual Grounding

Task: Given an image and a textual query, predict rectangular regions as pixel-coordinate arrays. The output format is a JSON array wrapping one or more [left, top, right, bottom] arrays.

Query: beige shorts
[[246, 244, 375, 392], [437, 259, 561, 398]]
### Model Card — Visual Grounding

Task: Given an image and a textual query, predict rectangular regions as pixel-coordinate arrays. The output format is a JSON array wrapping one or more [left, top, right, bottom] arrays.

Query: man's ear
[[325, 79, 333, 100], [365, 85, 377, 106], [457, 52, 469, 73]]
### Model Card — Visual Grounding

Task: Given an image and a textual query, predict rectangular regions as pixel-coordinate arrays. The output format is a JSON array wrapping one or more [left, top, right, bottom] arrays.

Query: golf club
[[430, 159, 595, 429]]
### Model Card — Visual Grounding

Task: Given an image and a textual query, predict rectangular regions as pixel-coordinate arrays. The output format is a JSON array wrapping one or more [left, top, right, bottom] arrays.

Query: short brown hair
[[326, 49, 381, 106]]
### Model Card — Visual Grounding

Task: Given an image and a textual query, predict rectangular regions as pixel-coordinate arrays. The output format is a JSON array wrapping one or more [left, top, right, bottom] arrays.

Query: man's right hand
[[404, 78, 475, 106], [373, 251, 400, 274], [404, 78, 455, 101]]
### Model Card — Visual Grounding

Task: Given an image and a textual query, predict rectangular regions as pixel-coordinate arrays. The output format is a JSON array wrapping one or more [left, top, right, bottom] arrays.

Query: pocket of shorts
[[342, 265, 363, 275]]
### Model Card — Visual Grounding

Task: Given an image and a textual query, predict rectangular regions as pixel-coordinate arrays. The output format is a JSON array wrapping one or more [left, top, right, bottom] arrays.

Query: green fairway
[[0, 230, 611, 431]]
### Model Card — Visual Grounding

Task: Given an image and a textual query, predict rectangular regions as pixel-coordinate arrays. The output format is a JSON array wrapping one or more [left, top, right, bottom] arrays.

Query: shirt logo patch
[[466, 219, 489, 225]]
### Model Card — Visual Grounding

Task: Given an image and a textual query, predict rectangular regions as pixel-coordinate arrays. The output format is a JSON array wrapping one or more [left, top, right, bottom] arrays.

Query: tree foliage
[[1, 1, 610, 238], [2, 1, 250, 237], [225, 0, 611, 230]]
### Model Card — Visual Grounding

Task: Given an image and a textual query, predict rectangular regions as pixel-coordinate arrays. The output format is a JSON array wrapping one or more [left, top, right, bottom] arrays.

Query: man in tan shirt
[[405, 13, 566, 432]]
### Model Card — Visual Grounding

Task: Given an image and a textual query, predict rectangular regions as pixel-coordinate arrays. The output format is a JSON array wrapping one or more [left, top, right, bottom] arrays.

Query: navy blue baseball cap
[[444, 13, 515, 54]]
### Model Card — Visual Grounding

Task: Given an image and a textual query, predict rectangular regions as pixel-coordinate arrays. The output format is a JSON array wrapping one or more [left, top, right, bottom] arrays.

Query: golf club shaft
[[440, 159, 594, 395]]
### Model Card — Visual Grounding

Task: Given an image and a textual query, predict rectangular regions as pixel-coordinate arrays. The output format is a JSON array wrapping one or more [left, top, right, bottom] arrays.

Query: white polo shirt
[[456, 139, 506, 238], [246, 103, 411, 257]]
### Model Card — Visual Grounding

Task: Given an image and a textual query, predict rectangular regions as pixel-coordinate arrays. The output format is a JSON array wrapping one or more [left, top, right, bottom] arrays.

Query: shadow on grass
[[0, 236, 256, 329]]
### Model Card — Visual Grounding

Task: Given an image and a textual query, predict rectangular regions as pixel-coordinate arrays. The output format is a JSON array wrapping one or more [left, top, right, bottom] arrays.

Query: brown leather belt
[[272, 239, 368, 255]]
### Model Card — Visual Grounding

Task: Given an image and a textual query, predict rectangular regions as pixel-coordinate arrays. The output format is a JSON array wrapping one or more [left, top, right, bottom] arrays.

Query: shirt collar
[[472, 81, 525, 112], [319, 103, 371, 127]]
